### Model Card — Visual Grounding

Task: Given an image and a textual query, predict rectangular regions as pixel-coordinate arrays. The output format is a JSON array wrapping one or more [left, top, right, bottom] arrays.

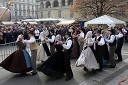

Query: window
[[40, 2, 44, 8], [53, 0, 59, 7], [61, 0, 65, 6], [68, 0, 73, 5], [45, 1, 51, 8], [58, 10, 61, 18]]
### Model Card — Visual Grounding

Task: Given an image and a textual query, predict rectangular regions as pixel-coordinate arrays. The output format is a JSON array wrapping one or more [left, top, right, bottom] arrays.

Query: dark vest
[[64, 38, 73, 54], [117, 33, 124, 45], [50, 35, 55, 46], [109, 35, 116, 47], [95, 36, 103, 50]]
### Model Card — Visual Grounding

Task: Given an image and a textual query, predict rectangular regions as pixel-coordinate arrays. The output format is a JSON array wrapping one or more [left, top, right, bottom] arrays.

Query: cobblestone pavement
[[106, 69, 128, 85], [0, 43, 127, 85]]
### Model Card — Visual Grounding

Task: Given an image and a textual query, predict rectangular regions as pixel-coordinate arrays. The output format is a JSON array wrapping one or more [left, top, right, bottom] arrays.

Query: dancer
[[37, 35, 65, 78], [0, 35, 32, 74], [76, 31, 99, 71], [93, 30, 105, 71], [58, 32, 73, 81], [23, 31, 38, 75], [115, 28, 124, 62], [105, 29, 116, 68], [37, 31, 51, 62]]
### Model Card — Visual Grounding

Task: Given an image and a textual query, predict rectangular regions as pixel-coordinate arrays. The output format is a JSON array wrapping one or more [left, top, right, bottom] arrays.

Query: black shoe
[[31, 72, 37, 76], [20, 73, 27, 75], [92, 69, 97, 73], [65, 77, 73, 81], [96, 69, 102, 72], [83, 67, 88, 72], [116, 59, 122, 63]]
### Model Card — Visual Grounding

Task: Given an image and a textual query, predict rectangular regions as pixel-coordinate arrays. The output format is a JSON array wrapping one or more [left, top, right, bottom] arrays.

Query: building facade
[[36, 0, 74, 19], [0, 0, 37, 21]]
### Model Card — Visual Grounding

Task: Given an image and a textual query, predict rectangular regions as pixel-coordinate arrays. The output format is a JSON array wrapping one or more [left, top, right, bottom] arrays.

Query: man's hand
[[57, 41, 63, 45]]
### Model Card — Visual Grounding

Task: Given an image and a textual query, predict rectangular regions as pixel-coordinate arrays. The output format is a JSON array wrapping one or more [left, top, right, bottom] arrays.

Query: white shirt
[[63, 38, 72, 50], [48, 35, 55, 43], [23, 36, 36, 44], [105, 35, 115, 43], [34, 30, 40, 36], [92, 36, 105, 46], [115, 32, 123, 40], [122, 28, 127, 34]]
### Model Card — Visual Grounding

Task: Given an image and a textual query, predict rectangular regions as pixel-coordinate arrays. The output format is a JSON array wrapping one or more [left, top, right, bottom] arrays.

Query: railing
[[0, 35, 128, 63], [0, 39, 41, 63]]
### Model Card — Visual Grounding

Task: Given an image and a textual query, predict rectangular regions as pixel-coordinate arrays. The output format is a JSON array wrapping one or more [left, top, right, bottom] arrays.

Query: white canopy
[[24, 22, 38, 24], [85, 15, 126, 27], [2, 21, 38, 25], [57, 20, 77, 25], [35, 18, 66, 22], [2, 22, 14, 25], [22, 19, 36, 22]]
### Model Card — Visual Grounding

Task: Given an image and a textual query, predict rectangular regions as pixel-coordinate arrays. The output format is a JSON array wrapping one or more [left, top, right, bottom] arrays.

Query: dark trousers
[[64, 53, 73, 78], [94, 50, 103, 70], [50, 45, 55, 55], [109, 46, 116, 67], [115, 43, 123, 61]]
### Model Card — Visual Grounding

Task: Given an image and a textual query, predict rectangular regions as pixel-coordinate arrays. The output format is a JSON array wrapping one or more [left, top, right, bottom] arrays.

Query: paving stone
[[90, 71, 110, 82]]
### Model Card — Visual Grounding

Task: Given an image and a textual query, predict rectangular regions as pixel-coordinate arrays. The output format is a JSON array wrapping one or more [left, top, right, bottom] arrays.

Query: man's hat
[[96, 30, 101, 34], [108, 29, 115, 34], [117, 28, 122, 31], [50, 29, 55, 34], [66, 32, 71, 37]]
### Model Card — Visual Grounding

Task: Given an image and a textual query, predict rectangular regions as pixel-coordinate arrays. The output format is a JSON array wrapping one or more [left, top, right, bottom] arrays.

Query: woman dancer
[[71, 30, 80, 59], [0, 35, 32, 74], [37, 31, 51, 62], [75, 31, 99, 71], [37, 34, 65, 78]]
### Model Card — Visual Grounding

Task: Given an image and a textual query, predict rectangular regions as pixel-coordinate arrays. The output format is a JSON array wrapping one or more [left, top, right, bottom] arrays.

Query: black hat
[[117, 28, 122, 31], [96, 30, 101, 34], [108, 29, 115, 34], [66, 32, 71, 37], [50, 29, 55, 34]]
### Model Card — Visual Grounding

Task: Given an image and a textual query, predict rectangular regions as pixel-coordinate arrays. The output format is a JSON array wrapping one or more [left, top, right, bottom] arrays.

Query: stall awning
[[85, 15, 126, 27], [57, 20, 78, 25]]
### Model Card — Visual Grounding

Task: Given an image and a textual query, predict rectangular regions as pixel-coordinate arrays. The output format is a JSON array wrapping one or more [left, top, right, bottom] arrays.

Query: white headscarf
[[39, 31, 45, 39], [55, 34, 61, 41], [16, 34, 23, 42], [85, 31, 92, 39]]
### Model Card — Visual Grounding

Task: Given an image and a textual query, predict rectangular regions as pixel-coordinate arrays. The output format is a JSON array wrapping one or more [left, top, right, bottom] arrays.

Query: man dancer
[[46, 30, 55, 54], [93, 30, 105, 72], [115, 28, 124, 62], [58, 32, 73, 81], [105, 29, 116, 68], [24, 31, 38, 75]]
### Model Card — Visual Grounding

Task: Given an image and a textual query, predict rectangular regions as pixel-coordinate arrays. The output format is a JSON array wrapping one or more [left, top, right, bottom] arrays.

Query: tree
[[71, 0, 128, 20]]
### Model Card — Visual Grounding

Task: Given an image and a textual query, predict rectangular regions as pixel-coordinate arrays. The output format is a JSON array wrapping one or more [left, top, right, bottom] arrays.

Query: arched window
[[61, 0, 65, 6], [46, 1, 51, 8], [68, 0, 73, 5], [53, 0, 59, 7], [40, 2, 44, 8]]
